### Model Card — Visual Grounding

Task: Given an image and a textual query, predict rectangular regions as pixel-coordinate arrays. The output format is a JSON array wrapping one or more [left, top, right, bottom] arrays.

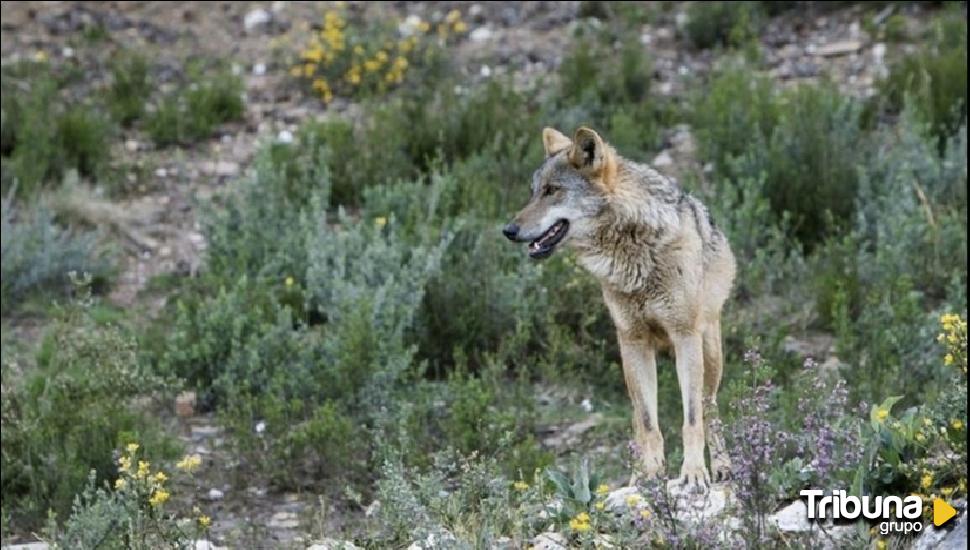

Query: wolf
[[503, 127, 736, 490]]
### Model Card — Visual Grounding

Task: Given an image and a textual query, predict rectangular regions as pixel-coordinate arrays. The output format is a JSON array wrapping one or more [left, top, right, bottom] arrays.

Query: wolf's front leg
[[618, 334, 665, 480], [672, 330, 710, 492]]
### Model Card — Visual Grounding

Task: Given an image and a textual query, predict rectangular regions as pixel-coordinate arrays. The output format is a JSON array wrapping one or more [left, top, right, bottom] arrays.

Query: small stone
[[176, 392, 195, 418], [62, 46, 75, 58], [277, 129, 294, 144], [155, 167, 168, 178], [479, 65, 492, 78], [531, 532, 567, 550], [207, 488, 225, 501], [469, 27, 492, 42], [125, 139, 140, 152], [193, 541, 227, 550], [652, 150, 674, 168], [252, 62, 267, 76], [268, 511, 300, 529], [244, 8, 272, 31], [813, 40, 863, 57]]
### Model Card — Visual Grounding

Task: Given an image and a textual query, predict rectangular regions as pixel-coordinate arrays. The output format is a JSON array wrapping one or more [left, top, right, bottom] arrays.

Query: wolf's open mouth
[[528, 219, 569, 259]]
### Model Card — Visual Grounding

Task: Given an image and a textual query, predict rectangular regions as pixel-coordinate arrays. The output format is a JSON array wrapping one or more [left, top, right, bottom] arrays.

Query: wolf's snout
[[502, 223, 520, 241]]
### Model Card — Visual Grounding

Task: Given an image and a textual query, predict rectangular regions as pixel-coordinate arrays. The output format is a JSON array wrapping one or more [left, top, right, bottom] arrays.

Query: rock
[[542, 413, 603, 447], [191, 425, 222, 438], [276, 130, 294, 144], [193, 541, 227, 550], [2, 544, 49, 550], [606, 483, 731, 523], [207, 488, 225, 501], [479, 65, 492, 77], [364, 499, 381, 517], [530, 531, 567, 550], [202, 161, 240, 178], [307, 539, 361, 550], [652, 150, 674, 168], [812, 40, 863, 57], [914, 510, 967, 550], [605, 486, 645, 513], [125, 139, 140, 152], [268, 511, 300, 529], [769, 499, 811, 532], [243, 9, 272, 32], [252, 62, 267, 76], [469, 27, 493, 42], [175, 391, 197, 417], [407, 530, 456, 549]]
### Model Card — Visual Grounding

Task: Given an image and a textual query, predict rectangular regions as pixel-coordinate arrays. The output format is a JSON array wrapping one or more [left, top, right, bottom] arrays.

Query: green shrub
[[1, 197, 112, 312], [683, 1, 762, 50], [107, 53, 151, 126], [1, 301, 176, 530], [1, 62, 112, 195], [146, 67, 244, 147], [879, 13, 967, 150]]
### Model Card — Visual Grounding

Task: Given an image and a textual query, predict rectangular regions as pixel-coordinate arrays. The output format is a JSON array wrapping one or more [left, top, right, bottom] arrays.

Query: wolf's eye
[[542, 186, 557, 197]]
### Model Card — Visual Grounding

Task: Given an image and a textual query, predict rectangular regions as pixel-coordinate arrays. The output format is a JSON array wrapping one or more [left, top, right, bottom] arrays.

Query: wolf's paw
[[710, 454, 732, 483], [675, 465, 710, 493]]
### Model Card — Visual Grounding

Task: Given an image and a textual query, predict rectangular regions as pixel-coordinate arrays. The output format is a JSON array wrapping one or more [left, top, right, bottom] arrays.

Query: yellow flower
[[453, 21, 468, 33], [176, 453, 202, 472], [289, 66, 303, 77], [115, 478, 127, 490], [198, 514, 212, 529], [126, 443, 140, 454], [568, 512, 591, 532], [952, 419, 964, 430], [154, 471, 168, 484], [923, 417, 933, 427], [34, 50, 48, 63], [303, 63, 317, 77], [595, 484, 610, 496], [640, 509, 651, 519], [945, 353, 954, 366], [625, 494, 641, 507], [875, 408, 889, 422], [417, 21, 431, 33], [137, 460, 151, 479], [915, 431, 926, 442], [941, 486, 954, 496], [302, 47, 324, 63], [375, 50, 389, 63], [594, 501, 605, 511], [513, 481, 529, 491], [118, 455, 132, 473], [364, 59, 381, 72], [353, 45, 365, 56], [149, 488, 170, 507], [876, 539, 887, 550], [285, 276, 295, 287], [345, 66, 362, 85], [921, 472, 934, 489], [398, 39, 414, 53], [375, 217, 387, 227], [445, 9, 462, 24]]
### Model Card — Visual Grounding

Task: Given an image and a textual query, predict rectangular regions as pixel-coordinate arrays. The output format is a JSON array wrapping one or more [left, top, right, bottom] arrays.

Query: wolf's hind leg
[[702, 318, 731, 482], [618, 334, 665, 481]]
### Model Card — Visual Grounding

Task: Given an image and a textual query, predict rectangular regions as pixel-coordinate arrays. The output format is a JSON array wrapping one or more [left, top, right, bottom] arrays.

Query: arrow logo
[[933, 498, 957, 527]]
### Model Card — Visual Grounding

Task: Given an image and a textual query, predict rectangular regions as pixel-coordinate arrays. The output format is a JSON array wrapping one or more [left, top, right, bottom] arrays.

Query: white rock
[[207, 488, 225, 501], [271, 1, 286, 13], [252, 63, 267, 76], [155, 168, 168, 178], [62, 47, 75, 58], [268, 511, 300, 529], [364, 499, 381, 517], [125, 139, 140, 152], [255, 420, 266, 433], [580, 398, 593, 412], [307, 540, 362, 550], [277, 130, 294, 144], [480, 65, 492, 77], [531, 532, 567, 550], [244, 9, 272, 31], [2, 544, 49, 550], [605, 486, 645, 513], [193, 541, 227, 550], [652, 150, 674, 168], [914, 510, 967, 550], [398, 15, 424, 37], [469, 27, 493, 42], [469, 4, 483, 18]]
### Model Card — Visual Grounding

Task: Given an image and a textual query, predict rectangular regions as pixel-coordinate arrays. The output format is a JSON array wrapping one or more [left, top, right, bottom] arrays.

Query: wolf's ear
[[542, 127, 572, 157], [568, 127, 616, 188]]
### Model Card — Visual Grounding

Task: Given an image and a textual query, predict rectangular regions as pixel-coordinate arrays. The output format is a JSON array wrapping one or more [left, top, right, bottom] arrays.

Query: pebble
[[252, 62, 267, 76], [125, 140, 140, 152], [469, 27, 492, 42], [207, 488, 225, 501], [243, 9, 271, 31], [277, 129, 294, 144]]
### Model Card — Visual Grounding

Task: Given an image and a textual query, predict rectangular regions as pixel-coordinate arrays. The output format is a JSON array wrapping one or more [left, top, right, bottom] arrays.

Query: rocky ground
[[0, 1, 949, 546]]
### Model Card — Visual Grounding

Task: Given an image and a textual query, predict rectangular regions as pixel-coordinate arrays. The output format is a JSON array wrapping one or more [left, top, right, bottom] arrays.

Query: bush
[[1, 62, 112, 195], [683, 1, 762, 50], [879, 12, 967, 151], [1, 300, 176, 530], [1, 196, 112, 312], [146, 66, 244, 147], [287, 7, 456, 103], [107, 53, 152, 126]]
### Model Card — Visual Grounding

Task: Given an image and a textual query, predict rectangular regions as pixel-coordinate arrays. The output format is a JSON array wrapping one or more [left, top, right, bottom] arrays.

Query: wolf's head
[[503, 127, 616, 259]]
